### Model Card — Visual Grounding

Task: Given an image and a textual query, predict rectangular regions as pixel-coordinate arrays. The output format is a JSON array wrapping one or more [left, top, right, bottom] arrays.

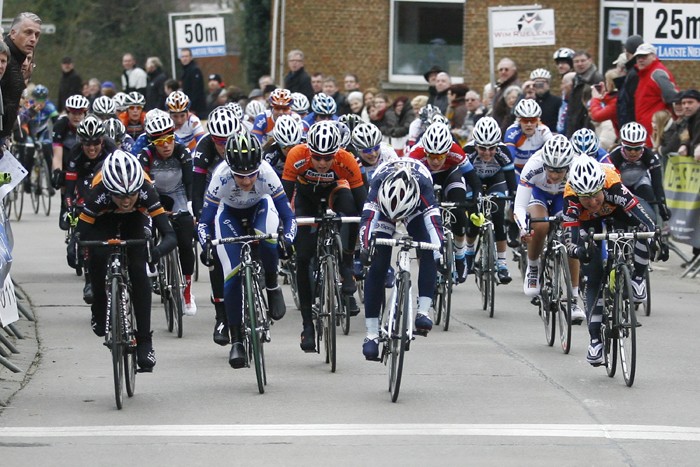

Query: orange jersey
[[282, 145, 364, 189], [563, 166, 638, 224]]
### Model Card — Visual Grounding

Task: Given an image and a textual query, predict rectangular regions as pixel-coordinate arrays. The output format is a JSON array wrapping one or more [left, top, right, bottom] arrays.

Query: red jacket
[[590, 93, 619, 136], [635, 59, 678, 146]]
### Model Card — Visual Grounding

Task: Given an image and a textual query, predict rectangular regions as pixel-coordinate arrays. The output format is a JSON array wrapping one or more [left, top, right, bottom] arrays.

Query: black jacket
[[284, 67, 314, 103], [535, 91, 562, 133], [615, 59, 639, 128], [180, 61, 205, 118], [0, 35, 27, 139], [146, 67, 168, 111], [58, 69, 83, 113]]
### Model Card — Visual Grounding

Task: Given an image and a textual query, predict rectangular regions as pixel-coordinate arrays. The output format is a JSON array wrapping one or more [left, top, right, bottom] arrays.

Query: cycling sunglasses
[[311, 154, 335, 162], [128, 105, 144, 111], [519, 117, 539, 124], [233, 169, 260, 179], [623, 144, 644, 152], [361, 144, 380, 155], [82, 139, 102, 147], [476, 144, 498, 151], [426, 152, 447, 161], [152, 134, 175, 146], [577, 188, 603, 199], [543, 164, 568, 174]]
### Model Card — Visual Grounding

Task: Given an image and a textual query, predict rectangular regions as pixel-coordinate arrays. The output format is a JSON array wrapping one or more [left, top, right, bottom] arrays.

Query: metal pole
[[488, 7, 495, 92], [271, 0, 279, 83], [280, 0, 287, 87], [0, 331, 18, 353], [0, 354, 21, 373], [168, 13, 177, 82]]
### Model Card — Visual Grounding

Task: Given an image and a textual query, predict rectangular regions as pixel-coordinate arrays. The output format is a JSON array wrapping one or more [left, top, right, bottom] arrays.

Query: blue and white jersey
[[503, 122, 552, 170], [357, 142, 399, 183], [463, 141, 515, 179]]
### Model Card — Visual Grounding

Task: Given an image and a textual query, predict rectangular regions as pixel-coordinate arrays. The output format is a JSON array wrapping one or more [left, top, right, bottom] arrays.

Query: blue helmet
[[570, 128, 600, 156]]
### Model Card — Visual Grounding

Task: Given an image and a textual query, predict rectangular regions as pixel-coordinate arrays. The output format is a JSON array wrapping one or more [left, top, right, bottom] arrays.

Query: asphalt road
[[1, 208, 700, 466]]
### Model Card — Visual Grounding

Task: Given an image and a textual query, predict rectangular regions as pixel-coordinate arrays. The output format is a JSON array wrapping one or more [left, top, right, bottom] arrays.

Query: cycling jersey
[[20, 101, 59, 143], [173, 113, 205, 151], [282, 145, 364, 189], [252, 110, 303, 144], [514, 151, 569, 228], [302, 113, 338, 127], [463, 141, 517, 190], [407, 141, 476, 177], [64, 138, 118, 207], [608, 146, 664, 196], [192, 134, 225, 218], [356, 142, 399, 183], [138, 142, 192, 213], [52, 116, 80, 153], [262, 141, 288, 176], [119, 112, 146, 139], [503, 122, 552, 170], [592, 147, 613, 166]]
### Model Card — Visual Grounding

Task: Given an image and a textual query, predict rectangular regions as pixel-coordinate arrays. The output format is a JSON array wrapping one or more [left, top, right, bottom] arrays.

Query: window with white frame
[[389, 0, 464, 84]]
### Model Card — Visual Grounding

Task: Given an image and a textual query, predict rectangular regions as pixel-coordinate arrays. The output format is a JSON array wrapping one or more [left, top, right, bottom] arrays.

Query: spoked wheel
[[124, 297, 137, 398], [255, 278, 269, 387], [442, 234, 454, 330], [168, 249, 184, 338], [389, 272, 410, 403], [616, 265, 637, 387], [323, 257, 337, 372], [602, 273, 618, 378], [555, 247, 573, 354], [40, 159, 52, 216], [160, 257, 174, 333], [245, 267, 265, 394], [333, 235, 351, 336], [484, 226, 496, 318], [474, 234, 486, 309], [540, 257, 556, 347], [30, 167, 40, 214], [637, 266, 651, 317], [109, 277, 125, 410], [287, 255, 302, 310]]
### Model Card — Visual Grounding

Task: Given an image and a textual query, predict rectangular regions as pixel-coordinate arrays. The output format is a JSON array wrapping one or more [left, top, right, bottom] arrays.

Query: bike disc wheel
[[389, 272, 409, 403], [245, 267, 264, 394], [124, 296, 137, 397], [540, 256, 556, 347], [110, 277, 125, 410], [617, 265, 637, 387], [555, 247, 573, 354], [443, 234, 454, 330]]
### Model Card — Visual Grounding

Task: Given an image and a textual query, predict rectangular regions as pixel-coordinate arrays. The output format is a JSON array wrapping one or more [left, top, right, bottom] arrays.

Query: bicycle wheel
[[540, 254, 556, 347], [192, 238, 199, 282], [474, 232, 486, 309], [639, 266, 651, 317], [555, 246, 573, 354], [13, 185, 24, 222], [160, 256, 174, 333], [484, 225, 496, 318], [30, 166, 40, 214], [244, 266, 264, 393], [287, 255, 302, 310], [168, 249, 185, 338], [124, 291, 137, 398], [443, 233, 454, 330], [389, 271, 410, 403], [253, 274, 269, 386], [109, 277, 125, 410], [616, 265, 637, 387], [333, 234, 351, 336], [602, 271, 617, 378], [323, 256, 337, 372], [3, 191, 11, 219], [40, 159, 51, 216]]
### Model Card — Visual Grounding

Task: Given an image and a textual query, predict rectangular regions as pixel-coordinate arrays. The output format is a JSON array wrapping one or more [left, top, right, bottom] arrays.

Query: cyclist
[[252, 88, 298, 144], [563, 156, 656, 365], [282, 120, 367, 352], [406, 104, 440, 150], [338, 114, 364, 158], [118, 91, 146, 139], [137, 113, 197, 315], [19, 84, 59, 194], [462, 116, 518, 283], [165, 90, 205, 151], [407, 121, 482, 283], [553, 47, 575, 77], [198, 132, 296, 368], [302, 92, 338, 126], [91, 96, 117, 121], [359, 159, 443, 359], [191, 107, 242, 345], [570, 128, 613, 166], [103, 117, 135, 153], [352, 122, 398, 182], [291, 92, 310, 118], [262, 114, 304, 176], [70, 150, 176, 370], [64, 115, 118, 303], [608, 122, 671, 223], [243, 100, 266, 132], [513, 135, 586, 323]]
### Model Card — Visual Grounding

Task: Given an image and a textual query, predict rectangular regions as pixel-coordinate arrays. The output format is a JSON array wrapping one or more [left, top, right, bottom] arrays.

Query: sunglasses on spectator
[[361, 145, 380, 154], [623, 144, 644, 152], [476, 144, 497, 152], [82, 139, 102, 147], [211, 135, 228, 146], [233, 169, 260, 179], [128, 105, 144, 111], [426, 152, 447, 161], [311, 154, 335, 162], [519, 117, 539, 124], [543, 164, 568, 174], [152, 134, 175, 146]]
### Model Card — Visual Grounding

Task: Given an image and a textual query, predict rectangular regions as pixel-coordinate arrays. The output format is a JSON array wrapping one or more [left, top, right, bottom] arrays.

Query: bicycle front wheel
[[484, 225, 496, 318], [616, 265, 637, 387], [40, 158, 51, 216], [30, 166, 40, 214], [124, 292, 137, 398], [602, 270, 617, 378], [109, 277, 125, 410], [555, 246, 573, 354], [14, 185, 24, 222], [540, 254, 556, 347], [322, 256, 338, 373], [160, 257, 174, 333], [389, 271, 410, 403], [443, 234, 454, 330], [244, 266, 264, 394], [168, 249, 185, 338]]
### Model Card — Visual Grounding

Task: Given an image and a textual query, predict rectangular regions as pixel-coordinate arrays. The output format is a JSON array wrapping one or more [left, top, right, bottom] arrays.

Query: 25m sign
[[175, 17, 226, 58], [644, 4, 700, 61]]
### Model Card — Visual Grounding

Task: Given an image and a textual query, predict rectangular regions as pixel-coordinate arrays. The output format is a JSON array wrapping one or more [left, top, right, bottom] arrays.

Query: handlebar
[[77, 238, 149, 248], [591, 231, 657, 241], [373, 236, 440, 251], [296, 215, 361, 225], [212, 233, 278, 246]]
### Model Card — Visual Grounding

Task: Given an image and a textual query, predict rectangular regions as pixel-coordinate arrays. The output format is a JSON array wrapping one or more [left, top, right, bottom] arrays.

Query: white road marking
[[1, 424, 700, 441]]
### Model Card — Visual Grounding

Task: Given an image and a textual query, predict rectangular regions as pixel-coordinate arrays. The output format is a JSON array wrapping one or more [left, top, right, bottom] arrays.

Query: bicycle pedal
[[530, 296, 541, 306], [635, 321, 642, 328]]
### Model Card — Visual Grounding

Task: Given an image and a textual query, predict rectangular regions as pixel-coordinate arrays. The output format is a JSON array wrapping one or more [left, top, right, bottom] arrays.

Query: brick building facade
[[276, 0, 699, 99]]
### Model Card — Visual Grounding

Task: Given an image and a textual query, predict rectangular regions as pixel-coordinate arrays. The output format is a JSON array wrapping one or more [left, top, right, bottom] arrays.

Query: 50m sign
[[175, 17, 226, 58]]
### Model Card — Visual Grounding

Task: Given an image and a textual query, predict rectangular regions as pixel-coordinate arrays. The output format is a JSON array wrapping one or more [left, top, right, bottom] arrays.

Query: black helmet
[[224, 132, 262, 173]]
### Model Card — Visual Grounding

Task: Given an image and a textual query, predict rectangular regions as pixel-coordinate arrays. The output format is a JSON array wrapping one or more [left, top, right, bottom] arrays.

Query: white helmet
[[92, 96, 116, 118], [514, 99, 542, 118], [291, 92, 310, 114], [311, 92, 337, 116], [144, 108, 168, 125], [421, 122, 452, 154], [208, 107, 241, 138], [377, 166, 420, 220], [569, 156, 606, 196], [101, 150, 145, 196], [65, 94, 90, 111], [553, 47, 575, 61], [225, 102, 244, 120], [112, 92, 129, 112], [570, 128, 600, 156], [472, 117, 501, 146], [272, 115, 302, 147], [620, 122, 647, 145], [245, 100, 267, 119], [541, 135, 575, 168], [352, 123, 383, 150], [529, 68, 552, 81], [307, 120, 340, 155], [145, 113, 175, 137]]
